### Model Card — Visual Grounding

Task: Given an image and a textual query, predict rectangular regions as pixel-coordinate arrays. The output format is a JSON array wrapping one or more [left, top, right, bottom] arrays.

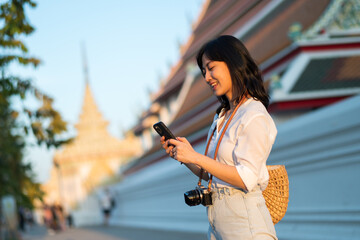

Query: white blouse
[[206, 98, 277, 192]]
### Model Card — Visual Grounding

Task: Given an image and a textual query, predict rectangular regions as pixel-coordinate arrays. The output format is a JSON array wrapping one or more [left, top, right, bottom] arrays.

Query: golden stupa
[[43, 54, 141, 209]]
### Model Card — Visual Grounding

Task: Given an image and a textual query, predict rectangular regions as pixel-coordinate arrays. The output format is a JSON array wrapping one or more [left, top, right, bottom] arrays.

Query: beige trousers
[[207, 186, 277, 240]]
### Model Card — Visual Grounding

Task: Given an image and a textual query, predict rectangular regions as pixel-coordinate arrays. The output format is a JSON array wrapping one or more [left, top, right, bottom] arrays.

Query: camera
[[184, 185, 212, 206]]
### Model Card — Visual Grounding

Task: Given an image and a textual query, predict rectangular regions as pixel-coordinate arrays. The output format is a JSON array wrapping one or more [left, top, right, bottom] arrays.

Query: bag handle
[[198, 97, 246, 191]]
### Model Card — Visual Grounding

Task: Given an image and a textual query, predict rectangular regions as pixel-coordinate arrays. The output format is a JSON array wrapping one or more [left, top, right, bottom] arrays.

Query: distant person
[[100, 188, 113, 226], [66, 212, 74, 228], [161, 35, 277, 239], [24, 208, 34, 230], [18, 206, 25, 232], [55, 204, 66, 230], [50, 204, 59, 231], [43, 204, 52, 230]]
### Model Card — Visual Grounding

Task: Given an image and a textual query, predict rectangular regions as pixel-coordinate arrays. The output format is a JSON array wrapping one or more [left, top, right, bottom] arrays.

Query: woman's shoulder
[[246, 98, 268, 113], [236, 98, 273, 126]]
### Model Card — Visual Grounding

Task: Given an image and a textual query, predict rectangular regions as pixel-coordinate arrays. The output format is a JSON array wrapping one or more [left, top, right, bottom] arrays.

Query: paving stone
[[20, 224, 206, 240]]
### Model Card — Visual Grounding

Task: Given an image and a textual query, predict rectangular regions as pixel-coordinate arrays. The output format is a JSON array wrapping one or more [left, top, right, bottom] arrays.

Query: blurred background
[[1, 0, 359, 239]]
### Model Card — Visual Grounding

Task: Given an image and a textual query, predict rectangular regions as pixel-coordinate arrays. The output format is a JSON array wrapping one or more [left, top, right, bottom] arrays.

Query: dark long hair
[[196, 35, 269, 113]]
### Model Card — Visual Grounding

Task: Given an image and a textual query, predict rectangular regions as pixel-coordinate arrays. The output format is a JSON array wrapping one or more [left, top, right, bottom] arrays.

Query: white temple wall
[[268, 94, 360, 240], [73, 95, 360, 239], [110, 140, 209, 232], [72, 192, 103, 227]]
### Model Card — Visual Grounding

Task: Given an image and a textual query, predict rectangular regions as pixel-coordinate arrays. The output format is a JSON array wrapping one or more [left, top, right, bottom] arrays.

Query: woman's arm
[[161, 136, 209, 180], [192, 152, 246, 190], [183, 162, 210, 181], [168, 137, 247, 190]]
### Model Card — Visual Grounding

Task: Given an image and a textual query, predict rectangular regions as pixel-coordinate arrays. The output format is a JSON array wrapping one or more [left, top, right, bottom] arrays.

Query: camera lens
[[184, 189, 202, 206]]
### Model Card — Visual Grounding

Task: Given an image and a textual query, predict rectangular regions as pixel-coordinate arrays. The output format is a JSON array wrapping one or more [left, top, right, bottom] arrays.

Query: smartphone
[[153, 121, 176, 140]]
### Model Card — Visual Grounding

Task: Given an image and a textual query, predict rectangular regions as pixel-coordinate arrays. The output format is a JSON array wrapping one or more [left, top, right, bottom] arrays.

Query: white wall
[[72, 192, 103, 227], [110, 141, 209, 233], [269, 94, 360, 240]]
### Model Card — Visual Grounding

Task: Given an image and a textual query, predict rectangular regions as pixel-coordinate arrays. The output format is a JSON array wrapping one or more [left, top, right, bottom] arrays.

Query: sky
[[14, 0, 204, 183]]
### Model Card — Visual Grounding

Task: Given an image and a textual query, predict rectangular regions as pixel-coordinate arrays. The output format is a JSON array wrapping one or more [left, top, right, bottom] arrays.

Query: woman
[[161, 35, 277, 240]]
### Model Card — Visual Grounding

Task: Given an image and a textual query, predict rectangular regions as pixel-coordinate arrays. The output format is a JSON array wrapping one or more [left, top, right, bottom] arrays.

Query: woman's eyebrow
[[205, 61, 212, 69]]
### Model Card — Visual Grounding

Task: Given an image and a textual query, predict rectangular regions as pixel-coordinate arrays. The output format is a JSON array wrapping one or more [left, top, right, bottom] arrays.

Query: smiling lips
[[209, 81, 218, 91]]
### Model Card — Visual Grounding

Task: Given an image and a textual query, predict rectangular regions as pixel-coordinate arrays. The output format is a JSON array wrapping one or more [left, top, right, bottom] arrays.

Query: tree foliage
[[0, 0, 69, 209]]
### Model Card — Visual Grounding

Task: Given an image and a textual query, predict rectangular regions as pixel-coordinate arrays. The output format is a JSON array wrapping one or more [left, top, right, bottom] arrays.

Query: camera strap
[[199, 97, 247, 191]]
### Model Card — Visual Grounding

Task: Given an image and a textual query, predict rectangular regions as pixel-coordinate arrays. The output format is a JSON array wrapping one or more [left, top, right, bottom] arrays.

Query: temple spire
[[81, 42, 89, 85]]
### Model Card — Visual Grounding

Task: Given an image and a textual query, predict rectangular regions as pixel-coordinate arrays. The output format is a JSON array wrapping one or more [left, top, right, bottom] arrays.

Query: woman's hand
[[161, 136, 208, 179], [162, 136, 244, 188], [168, 137, 198, 164], [161, 136, 175, 159]]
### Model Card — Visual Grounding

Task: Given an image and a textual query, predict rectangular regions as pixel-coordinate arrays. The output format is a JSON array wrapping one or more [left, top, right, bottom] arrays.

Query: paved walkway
[[20, 224, 207, 240]]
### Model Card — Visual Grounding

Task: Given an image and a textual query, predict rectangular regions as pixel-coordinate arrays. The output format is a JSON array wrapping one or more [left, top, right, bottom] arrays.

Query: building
[[78, 0, 360, 238]]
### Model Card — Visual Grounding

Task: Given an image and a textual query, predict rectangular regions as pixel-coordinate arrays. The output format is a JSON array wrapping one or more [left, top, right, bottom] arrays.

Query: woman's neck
[[228, 95, 249, 111], [229, 101, 235, 111]]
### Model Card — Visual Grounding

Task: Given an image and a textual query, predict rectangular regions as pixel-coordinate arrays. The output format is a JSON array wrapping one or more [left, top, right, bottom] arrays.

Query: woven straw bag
[[262, 165, 289, 224]]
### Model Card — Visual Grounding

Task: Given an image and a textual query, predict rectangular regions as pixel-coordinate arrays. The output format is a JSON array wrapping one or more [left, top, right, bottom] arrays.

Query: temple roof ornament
[[82, 43, 90, 85], [53, 83, 123, 163], [292, 0, 360, 41]]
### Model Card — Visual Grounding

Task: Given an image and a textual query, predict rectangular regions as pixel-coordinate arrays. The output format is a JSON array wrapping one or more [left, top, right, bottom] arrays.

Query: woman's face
[[202, 55, 233, 101]]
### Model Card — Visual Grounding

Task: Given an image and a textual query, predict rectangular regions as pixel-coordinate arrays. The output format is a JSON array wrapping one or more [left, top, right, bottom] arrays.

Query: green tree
[[0, 0, 68, 216]]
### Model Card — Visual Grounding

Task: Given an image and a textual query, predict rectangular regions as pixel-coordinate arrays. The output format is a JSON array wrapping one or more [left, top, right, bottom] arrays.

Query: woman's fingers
[[162, 138, 172, 150], [168, 139, 180, 146], [161, 137, 167, 150], [176, 137, 186, 143], [165, 145, 174, 155], [162, 141, 168, 150], [171, 147, 177, 159], [176, 137, 191, 146], [161, 138, 182, 161]]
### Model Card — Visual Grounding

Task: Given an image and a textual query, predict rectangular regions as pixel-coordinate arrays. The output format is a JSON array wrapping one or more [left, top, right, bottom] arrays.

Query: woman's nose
[[204, 70, 211, 82]]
